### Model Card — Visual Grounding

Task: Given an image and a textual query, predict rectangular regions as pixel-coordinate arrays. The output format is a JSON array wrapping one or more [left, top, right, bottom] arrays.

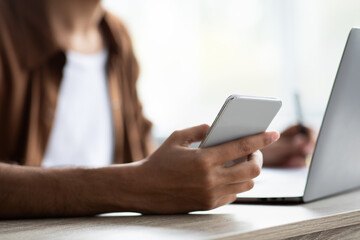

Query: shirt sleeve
[[118, 17, 155, 156]]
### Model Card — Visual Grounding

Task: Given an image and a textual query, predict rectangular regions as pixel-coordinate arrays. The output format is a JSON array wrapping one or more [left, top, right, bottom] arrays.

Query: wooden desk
[[1, 189, 360, 240]]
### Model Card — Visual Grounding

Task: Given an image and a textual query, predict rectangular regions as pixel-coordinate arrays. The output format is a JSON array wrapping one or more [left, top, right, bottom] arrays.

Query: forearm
[[0, 126, 279, 218], [0, 163, 138, 219]]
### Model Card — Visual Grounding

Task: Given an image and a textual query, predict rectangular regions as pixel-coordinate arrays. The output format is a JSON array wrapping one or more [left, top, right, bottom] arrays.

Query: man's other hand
[[262, 124, 316, 168]]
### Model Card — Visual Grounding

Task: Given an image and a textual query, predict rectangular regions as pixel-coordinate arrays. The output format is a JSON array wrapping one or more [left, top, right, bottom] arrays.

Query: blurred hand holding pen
[[248, 92, 316, 168]]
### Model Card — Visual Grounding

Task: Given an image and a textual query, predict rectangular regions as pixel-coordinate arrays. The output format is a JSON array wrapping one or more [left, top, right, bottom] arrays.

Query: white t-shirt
[[42, 49, 114, 168]]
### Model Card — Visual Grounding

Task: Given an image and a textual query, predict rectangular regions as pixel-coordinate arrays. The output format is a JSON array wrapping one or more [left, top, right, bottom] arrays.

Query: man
[[0, 0, 313, 218]]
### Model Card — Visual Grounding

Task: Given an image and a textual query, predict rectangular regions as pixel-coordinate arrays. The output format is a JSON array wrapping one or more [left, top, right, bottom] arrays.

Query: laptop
[[235, 27, 360, 204]]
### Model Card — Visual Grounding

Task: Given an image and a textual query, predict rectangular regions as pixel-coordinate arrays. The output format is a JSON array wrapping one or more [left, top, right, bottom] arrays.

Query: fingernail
[[271, 131, 280, 142]]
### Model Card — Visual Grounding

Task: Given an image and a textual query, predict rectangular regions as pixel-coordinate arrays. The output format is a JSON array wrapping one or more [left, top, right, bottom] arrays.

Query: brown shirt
[[0, 0, 152, 166]]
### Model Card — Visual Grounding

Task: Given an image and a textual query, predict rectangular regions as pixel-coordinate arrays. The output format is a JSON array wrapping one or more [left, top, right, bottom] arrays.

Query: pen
[[294, 92, 307, 135]]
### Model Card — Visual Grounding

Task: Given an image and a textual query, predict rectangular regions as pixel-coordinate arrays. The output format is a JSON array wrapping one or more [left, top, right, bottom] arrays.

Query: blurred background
[[103, 0, 360, 141]]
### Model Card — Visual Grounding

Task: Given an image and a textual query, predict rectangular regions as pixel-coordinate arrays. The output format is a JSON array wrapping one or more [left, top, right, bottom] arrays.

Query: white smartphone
[[199, 95, 282, 151]]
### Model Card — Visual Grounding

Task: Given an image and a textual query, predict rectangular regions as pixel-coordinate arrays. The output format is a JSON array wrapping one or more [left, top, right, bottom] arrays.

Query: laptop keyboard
[[237, 167, 309, 198]]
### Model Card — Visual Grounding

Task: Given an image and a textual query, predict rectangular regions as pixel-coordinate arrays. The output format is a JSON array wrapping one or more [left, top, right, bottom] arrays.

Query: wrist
[[86, 161, 145, 213]]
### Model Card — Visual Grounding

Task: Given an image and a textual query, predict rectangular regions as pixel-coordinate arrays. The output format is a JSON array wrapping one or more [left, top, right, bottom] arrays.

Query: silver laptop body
[[236, 27, 360, 204]]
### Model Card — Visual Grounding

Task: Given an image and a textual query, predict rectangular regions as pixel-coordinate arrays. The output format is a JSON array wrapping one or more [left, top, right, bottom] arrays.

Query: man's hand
[[262, 125, 316, 168], [119, 124, 279, 214], [0, 125, 279, 218]]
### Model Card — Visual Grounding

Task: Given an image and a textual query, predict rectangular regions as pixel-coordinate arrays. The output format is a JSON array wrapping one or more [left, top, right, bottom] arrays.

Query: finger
[[293, 135, 315, 156], [304, 128, 317, 146], [261, 140, 293, 167], [282, 156, 306, 168], [213, 194, 238, 209], [249, 150, 264, 168], [213, 181, 255, 198], [303, 142, 315, 156], [205, 131, 279, 164], [218, 150, 263, 184], [275, 135, 308, 159], [168, 124, 210, 147]]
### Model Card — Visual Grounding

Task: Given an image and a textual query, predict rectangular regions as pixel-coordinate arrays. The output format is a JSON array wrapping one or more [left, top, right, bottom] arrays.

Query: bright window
[[103, 0, 360, 140]]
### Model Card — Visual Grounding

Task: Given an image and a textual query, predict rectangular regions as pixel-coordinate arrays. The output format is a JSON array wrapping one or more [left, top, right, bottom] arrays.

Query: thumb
[[168, 124, 210, 147]]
